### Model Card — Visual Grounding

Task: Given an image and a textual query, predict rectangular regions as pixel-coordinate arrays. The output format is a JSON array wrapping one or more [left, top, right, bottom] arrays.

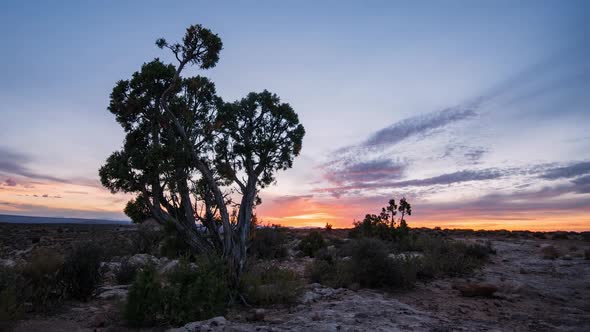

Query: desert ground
[[1, 223, 589, 332]]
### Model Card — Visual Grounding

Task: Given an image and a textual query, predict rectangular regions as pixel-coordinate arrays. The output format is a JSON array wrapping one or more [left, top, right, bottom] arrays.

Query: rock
[[158, 259, 180, 274], [168, 316, 228, 332], [96, 285, 129, 300], [100, 262, 121, 281], [453, 282, 498, 297], [0, 258, 16, 268], [562, 254, 573, 260], [246, 309, 265, 322], [540, 244, 560, 259], [126, 253, 159, 268]]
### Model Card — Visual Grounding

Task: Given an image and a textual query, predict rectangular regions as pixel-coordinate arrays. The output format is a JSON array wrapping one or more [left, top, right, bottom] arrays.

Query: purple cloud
[[540, 161, 590, 180], [4, 178, 17, 186]]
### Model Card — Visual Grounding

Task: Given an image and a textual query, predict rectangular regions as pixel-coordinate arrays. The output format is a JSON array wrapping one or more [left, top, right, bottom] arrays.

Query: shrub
[[61, 244, 103, 301], [116, 260, 138, 284], [0, 267, 25, 323], [541, 245, 560, 260], [242, 265, 303, 305], [161, 257, 228, 325], [346, 238, 416, 289], [125, 266, 163, 327], [306, 238, 416, 290], [20, 248, 65, 310], [305, 254, 353, 289], [416, 238, 493, 278], [298, 231, 326, 257], [125, 257, 229, 327], [249, 226, 289, 260]]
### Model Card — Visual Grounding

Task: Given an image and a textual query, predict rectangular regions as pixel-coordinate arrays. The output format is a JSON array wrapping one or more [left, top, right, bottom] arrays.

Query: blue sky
[[0, 1, 589, 230]]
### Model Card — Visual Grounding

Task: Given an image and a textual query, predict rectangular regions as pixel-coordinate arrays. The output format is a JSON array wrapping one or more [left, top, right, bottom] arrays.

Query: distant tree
[[350, 197, 412, 240], [325, 222, 333, 231], [99, 24, 305, 280]]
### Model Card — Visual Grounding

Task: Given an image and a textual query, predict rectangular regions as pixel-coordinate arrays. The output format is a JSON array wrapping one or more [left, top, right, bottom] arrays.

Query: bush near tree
[[349, 197, 411, 240]]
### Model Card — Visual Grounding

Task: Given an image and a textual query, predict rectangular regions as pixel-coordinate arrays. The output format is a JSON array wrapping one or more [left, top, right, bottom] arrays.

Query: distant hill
[[0, 214, 130, 225]]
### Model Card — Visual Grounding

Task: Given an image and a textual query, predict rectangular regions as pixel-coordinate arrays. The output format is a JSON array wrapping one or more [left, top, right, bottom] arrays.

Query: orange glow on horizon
[[1, 179, 589, 231]]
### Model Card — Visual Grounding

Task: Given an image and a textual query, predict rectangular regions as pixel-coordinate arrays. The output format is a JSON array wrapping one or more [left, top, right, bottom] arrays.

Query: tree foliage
[[350, 197, 412, 240], [99, 24, 305, 279]]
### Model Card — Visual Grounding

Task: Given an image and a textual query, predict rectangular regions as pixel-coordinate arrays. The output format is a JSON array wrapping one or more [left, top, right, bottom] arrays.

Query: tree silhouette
[[351, 197, 412, 240], [99, 24, 305, 278]]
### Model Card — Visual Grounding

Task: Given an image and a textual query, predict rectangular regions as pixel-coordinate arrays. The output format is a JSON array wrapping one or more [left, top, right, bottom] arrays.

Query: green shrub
[[416, 238, 493, 278], [298, 231, 326, 257], [61, 244, 103, 301], [161, 257, 228, 325], [125, 266, 163, 327], [242, 265, 303, 305], [306, 238, 416, 290], [20, 248, 65, 310], [305, 255, 353, 289], [0, 267, 25, 323], [125, 257, 229, 327], [249, 226, 289, 260]]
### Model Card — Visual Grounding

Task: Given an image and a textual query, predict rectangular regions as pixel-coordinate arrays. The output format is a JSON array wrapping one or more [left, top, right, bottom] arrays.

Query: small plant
[[0, 267, 25, 323], [125, 266, 163, 327], [61, 243, 103, 301], [249, 226, 289, 259], [161, 257, 229, 325], [298, 231, 326, 257], [20, 248, 65, 310], [242, 265, 303, 305], [306, 238, 417, 290], [125, 256, 229, 327]]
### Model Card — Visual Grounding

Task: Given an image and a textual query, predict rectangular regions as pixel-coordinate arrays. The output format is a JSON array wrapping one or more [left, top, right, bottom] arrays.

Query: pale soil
[[2, 224, 589, 332]]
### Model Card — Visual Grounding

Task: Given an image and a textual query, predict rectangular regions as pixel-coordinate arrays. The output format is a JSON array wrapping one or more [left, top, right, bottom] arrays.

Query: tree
[[99, 24, 305, 280], [350, 197, 412, 240]]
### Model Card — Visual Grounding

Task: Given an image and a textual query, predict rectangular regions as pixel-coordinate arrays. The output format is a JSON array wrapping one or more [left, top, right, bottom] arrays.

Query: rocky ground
[[1, 223, 589, 332]]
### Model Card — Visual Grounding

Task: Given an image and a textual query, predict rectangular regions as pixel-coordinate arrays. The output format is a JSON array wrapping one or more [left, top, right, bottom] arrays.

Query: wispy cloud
[[540, 161, 590, 180], [0, 146, 99, 187], [0, 146, 65, 183], [363, 107, 476, 148]]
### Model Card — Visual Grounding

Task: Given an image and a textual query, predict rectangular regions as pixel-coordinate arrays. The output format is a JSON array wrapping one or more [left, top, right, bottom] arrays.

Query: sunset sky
[[1, 1, 589, 231]]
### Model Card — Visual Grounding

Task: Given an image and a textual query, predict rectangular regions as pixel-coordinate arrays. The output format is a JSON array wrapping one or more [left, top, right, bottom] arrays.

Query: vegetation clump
[[298, 231, 326, 257], [241, 265, 303, 305], [349, 197, 411, 240], [125, 257, 228, 327], [249, 225, 289, 260], [20, 248, 65, 310], [61, 244, 103, 301], [0, 267, 25, 323], [306, 238, 417, 289]]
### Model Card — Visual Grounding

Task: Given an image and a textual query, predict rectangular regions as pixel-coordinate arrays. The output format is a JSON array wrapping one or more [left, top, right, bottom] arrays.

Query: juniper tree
[[99, 24, 305, 278]]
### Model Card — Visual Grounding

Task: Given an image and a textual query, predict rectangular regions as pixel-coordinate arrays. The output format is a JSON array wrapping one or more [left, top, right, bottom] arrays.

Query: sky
[[0, 1, 589, 231]]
